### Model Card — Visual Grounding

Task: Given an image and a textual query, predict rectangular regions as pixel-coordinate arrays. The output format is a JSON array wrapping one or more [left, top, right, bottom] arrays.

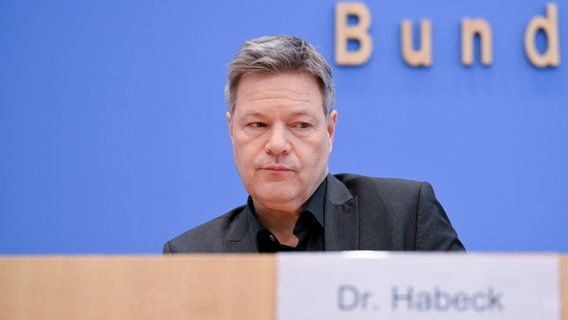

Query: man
[[164, 35, 464, 253]]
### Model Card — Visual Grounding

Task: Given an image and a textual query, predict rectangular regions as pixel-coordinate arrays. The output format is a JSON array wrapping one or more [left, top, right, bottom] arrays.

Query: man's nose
[[265, 124, 291, 155]]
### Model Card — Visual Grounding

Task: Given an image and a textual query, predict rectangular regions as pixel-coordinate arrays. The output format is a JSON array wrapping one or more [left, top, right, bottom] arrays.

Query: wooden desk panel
[[562, 256, 568, 320], [1, 255, 566, 319], [0, 255, 275, 320]]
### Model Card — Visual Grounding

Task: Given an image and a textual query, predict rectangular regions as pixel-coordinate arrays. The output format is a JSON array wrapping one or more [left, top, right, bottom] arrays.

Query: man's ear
[[226, 112, 234, 141], [327, 110, 338, 153]]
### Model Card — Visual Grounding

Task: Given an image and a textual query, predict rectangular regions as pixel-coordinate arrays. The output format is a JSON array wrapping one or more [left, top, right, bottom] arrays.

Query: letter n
[[462, 18, 493, 66], [401, 19, 432, 67], [335, 2, 373, 66], [524, 3, 560, 67]]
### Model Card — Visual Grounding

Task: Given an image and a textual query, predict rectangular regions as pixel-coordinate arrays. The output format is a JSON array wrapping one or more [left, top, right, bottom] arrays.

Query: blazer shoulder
[[333, 173, 425, 197], [333, 173, 464, 251], [164, 206, 246, 253]]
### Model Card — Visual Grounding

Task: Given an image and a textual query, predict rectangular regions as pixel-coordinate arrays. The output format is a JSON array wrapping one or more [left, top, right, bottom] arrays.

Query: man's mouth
[[261, 164, 293, 172]]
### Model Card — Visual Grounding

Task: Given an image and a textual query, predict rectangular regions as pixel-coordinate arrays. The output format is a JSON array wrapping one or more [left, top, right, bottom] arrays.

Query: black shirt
[[245, 178, 327, 252]]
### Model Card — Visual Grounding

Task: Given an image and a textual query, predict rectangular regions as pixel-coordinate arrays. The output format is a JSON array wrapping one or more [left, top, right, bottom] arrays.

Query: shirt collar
[[301, 177, 327, 227], [245, 177, 328, 233]]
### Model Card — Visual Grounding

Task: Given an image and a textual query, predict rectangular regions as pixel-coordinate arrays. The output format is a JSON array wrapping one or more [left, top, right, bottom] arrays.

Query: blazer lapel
[[224, 208, 258, 253], [223, 175, 360, 252], [324, 174, 360, 251]]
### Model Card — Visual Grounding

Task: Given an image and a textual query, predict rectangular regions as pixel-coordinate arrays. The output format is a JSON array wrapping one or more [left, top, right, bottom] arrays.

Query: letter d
[[524, 3, 560, 67], [338, 285, 360, 310]]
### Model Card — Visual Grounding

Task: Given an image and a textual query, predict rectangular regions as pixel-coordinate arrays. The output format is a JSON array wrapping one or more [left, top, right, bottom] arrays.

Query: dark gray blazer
[[163, 174, 465, 253]]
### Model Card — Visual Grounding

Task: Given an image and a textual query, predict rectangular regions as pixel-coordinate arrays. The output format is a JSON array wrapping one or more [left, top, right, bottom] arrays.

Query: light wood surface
[[1, 254, 566, 319], [0, 255, 275, 320], [562, 256, 568, 320]]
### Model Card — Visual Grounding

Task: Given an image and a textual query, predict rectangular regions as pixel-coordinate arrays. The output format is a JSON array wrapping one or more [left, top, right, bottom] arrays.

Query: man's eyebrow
[[289, 111, 315, 117], [236, 111, 320, 123], [239, 111, 264, 118], [289, 111, 320, 122], [236, 111, 265, 123]]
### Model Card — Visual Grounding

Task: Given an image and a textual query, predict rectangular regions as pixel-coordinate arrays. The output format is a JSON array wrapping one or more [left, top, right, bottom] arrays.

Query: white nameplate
[[277, 253, 560, 320]]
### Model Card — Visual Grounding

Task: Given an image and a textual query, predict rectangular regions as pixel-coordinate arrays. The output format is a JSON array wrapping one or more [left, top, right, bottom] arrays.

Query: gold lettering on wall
[[334, 1, 560, 68], [525, 3, 560, 68], [335, 2, 373, 66], [462, 19, 493, 66], [401, 19, 432, 67]]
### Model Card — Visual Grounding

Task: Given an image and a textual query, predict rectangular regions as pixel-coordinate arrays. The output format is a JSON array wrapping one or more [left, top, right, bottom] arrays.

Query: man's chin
[[251, 187, 303, 209], [256, 190, 296, 202]]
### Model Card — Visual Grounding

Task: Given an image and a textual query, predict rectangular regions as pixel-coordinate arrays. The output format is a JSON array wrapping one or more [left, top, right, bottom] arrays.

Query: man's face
[[227, 72, 337, 214]]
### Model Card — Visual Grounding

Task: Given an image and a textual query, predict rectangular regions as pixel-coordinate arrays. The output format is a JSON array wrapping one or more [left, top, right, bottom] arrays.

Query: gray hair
[[224, 35, 335, 117]]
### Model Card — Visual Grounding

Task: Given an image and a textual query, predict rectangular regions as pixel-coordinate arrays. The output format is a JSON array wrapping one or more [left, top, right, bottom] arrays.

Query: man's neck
[[253, 202, 301, 247]]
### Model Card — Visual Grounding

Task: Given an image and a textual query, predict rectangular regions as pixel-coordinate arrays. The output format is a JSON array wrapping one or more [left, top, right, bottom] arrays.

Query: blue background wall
[[1, 0, 566, 254]]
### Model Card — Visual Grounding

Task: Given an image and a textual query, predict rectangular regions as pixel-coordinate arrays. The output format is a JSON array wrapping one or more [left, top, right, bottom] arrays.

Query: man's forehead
[[237, 72, 321, 96], [234, 72, 324, 115], [237, 108, 318, 118]]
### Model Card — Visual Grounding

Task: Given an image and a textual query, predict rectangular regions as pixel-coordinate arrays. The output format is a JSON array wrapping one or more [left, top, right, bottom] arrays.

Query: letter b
[[434, 287, 452, 311], [335, 2, 373, 66]]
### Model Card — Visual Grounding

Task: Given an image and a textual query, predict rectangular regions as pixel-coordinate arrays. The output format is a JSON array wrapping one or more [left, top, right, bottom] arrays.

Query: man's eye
[[249, 122, 267, 128], [295, 122, 310, 129]]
